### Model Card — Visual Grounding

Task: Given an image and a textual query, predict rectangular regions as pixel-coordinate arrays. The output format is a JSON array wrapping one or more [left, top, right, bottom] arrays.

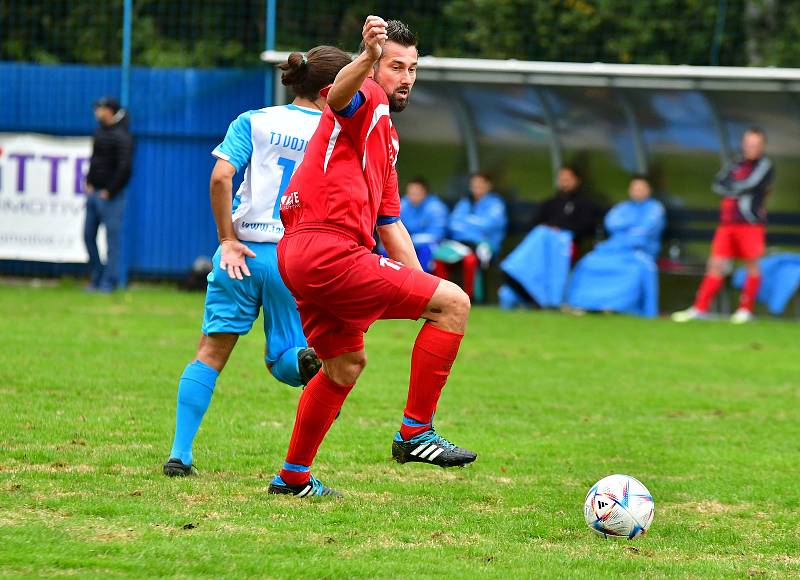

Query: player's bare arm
[[378, 220, 423, 271], [209, 158, 256, 280], [326, 15, 387, 111]]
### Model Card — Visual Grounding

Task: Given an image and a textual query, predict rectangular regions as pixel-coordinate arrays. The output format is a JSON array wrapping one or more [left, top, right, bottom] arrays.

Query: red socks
[[433, 256, 479, 301], [461, 253, 479, 300], [279, 371, 353, 486], [432, 261, 449, 282], [279, 325, 465, 481], [400, 324, 464, 440], [739, 274, 761, 312], [693, 274, 724, 312]]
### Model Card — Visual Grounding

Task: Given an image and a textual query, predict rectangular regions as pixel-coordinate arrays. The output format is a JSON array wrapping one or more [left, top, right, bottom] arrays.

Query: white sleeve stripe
[[323, 119, 342, 174], [211, 148, 230, 161], [362, 104, 391, 170]]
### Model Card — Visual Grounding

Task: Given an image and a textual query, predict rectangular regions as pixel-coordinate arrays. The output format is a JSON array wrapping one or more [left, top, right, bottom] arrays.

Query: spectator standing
[[672, 128, 774, 324], [84, 97, 134, 292], [433, 172, 507, 301], [400, 177, 449, 272]]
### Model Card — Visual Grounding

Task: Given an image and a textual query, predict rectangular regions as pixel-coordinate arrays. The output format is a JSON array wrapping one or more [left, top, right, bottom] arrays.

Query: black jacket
[[531, 189, 598, 243], [712, 156, 774, 225], [86, 111, 133, 197]]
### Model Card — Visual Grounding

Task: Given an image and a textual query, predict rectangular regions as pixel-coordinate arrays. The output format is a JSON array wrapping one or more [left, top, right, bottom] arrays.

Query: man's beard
[[388, 92, 409, 112]]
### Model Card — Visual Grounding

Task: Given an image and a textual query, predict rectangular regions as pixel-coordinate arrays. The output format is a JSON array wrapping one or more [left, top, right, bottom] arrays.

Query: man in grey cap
[[84, 97, 134, 292]]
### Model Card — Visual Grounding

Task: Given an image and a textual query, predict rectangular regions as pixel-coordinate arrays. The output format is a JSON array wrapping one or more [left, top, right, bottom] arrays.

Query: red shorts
[[710, 224, 765, 260], [278, 230, 441, 359]]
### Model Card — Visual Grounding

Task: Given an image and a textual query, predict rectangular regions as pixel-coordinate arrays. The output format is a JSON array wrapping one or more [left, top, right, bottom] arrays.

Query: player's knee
[[431, 282, 470, 332], [707, 258, 725, 277], [443, 283, 471, 321], [323, 352, 366, 386]]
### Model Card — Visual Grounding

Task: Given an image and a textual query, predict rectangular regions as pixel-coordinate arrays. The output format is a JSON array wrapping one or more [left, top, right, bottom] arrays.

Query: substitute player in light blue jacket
[[433, 172, 507, 301], [163, 46, 353, 477], [566, 176, 666, 318], [400, 177, 449, 272]]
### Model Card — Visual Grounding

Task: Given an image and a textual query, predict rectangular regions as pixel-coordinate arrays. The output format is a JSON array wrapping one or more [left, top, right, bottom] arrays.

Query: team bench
[[488, 201, 800, 314]]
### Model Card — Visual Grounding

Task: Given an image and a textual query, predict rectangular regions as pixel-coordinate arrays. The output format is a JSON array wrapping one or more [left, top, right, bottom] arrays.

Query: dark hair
[[559, 164, 582, 181], [407, 177, 429, 191], [470, 171, 492, 184], [94, 96, 121, 113], [359, 19, 418, 54], [630, 174, 652, 187], [745, 126, 767, 140], [278, 45, 352, 100]]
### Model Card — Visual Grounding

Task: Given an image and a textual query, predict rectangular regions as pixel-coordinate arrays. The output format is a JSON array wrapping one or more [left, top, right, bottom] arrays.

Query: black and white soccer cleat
[[162, 457, 198, 477], [267, 475, 342, 498], [297, 347, 322, 385], [392, 429, 477, 467]]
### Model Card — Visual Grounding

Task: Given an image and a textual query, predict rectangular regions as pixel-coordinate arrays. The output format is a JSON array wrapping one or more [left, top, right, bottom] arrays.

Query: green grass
[[1, 282, 799, 578]]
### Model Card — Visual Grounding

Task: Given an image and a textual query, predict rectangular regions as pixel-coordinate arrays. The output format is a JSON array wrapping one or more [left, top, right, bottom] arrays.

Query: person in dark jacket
[[531, 165, 598, 247], [672, 127, 774, 324], [84, 96, 133, 292], [498, 165, 598, 309]]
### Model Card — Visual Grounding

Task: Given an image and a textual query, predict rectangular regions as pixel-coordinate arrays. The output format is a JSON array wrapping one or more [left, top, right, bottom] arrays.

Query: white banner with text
[[0, 132, 106, 263]]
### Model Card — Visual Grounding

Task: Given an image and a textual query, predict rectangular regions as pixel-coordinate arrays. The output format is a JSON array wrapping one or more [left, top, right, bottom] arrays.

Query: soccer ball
[[583, 474, 655, 539]]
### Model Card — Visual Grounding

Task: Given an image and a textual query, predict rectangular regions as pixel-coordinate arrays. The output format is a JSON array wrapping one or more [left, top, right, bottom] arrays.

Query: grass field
[[1, 282, 799, 578]]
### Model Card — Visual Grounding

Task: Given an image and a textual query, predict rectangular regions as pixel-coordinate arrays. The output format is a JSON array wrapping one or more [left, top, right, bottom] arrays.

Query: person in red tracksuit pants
[[672, 127, 774, 324]]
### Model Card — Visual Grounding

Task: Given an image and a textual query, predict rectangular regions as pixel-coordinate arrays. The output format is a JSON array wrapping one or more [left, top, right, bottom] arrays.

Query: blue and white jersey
[[212, 104, 322, 243]]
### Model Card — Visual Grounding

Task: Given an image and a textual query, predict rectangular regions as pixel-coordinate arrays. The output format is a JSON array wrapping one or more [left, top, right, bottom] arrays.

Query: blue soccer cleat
[[267, 474, 342, 498]]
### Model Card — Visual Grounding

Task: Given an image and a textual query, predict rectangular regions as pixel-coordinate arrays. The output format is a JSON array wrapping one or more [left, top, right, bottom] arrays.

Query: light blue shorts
[[202, 241, 306, 365]]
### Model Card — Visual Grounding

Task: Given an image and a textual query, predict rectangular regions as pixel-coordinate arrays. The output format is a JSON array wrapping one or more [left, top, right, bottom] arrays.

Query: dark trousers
[[84, 193, 126, 289]]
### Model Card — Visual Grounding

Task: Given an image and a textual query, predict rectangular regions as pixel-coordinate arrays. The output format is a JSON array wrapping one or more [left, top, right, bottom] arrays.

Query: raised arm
[[326, 16, 387, 111]]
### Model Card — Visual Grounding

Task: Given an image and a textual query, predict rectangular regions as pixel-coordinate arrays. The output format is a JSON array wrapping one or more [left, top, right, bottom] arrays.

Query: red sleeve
[[378, 164, 401, 218], [323, 79, 382, 134]]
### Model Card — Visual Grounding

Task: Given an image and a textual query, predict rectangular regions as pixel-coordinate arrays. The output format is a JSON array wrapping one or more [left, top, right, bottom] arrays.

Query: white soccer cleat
[[671, 307, 707, 322], [730, 308, 754, 324]]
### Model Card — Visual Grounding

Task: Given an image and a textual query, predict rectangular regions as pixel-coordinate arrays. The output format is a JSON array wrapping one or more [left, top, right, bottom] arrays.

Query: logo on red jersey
[[281, 191, 300, 208], [378, 257, 402, 271]]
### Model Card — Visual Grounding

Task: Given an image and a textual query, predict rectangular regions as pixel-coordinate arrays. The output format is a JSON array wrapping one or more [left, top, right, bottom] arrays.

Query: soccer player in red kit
[[672, 127, 774, 324], [267, 16, 476, 497]]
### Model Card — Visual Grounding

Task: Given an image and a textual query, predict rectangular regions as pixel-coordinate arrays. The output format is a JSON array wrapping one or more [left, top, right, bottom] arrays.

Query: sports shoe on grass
[[671, 307, 708, 322], [163, 457, 198, 477], [297, 347, 322, 385], [730, 308, 754, 324], [268, 475, 342, 498], [392, 429, 477, 467]]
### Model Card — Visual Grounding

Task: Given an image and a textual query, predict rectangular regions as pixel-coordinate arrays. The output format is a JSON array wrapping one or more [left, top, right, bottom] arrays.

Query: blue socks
[[269, 347, 303, 388], [169, 360, 219, 465]]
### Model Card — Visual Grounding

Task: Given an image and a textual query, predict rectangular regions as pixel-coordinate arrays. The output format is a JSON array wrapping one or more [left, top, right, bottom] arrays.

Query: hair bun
[[279, 52, 308, 87]]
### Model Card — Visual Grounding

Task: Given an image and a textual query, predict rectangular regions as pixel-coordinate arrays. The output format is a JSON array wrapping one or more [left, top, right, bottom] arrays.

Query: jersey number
[[273, 156, 296, 219]]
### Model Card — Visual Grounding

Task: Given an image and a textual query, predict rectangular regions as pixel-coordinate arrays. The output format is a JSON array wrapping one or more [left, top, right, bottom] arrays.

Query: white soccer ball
[[583, 474, 655, 539]]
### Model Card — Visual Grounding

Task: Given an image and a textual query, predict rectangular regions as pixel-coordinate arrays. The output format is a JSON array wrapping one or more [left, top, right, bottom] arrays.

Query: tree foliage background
[[2, 0, 799, 68]]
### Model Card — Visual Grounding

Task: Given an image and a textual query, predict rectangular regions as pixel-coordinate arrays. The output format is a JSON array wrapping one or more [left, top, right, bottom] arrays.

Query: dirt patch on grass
[[680, 500, 753, 515], [87, 528, 138, 543], [178, 492, 211, 507], [0, 506, 69, 527], [0, 461, 94, 474]]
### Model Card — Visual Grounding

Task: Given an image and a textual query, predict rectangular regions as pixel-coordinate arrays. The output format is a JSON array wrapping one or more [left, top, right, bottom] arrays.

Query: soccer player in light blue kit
[[163, 46, 353, 476]]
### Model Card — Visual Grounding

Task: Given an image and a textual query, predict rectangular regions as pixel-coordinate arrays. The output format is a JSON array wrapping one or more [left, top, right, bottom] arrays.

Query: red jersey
[[280, 78, 400, 250], [714, 157, 773, 226]]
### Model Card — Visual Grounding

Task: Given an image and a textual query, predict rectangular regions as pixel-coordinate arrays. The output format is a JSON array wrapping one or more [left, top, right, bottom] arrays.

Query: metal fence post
[[710, 0, 727, 66], [265, 0, 277, 106], [121, 0, 132, 107]]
